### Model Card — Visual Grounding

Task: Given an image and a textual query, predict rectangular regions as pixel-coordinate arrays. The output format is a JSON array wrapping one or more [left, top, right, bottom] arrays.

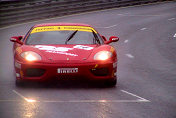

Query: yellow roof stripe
[[31, 26, 97, 34]]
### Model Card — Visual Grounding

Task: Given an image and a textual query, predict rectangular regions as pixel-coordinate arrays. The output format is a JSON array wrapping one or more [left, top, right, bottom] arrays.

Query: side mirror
[[10, 36, 24, 45], [104, 36, 119, 44]]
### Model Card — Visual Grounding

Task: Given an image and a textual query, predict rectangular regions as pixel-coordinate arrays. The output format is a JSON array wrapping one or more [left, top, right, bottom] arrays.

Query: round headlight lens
[[21, 51, 41, 61], [94, 51, 112, 60]]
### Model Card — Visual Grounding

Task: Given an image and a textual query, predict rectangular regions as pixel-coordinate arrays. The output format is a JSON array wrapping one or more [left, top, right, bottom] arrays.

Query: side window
[[96, 33, 104, 44]]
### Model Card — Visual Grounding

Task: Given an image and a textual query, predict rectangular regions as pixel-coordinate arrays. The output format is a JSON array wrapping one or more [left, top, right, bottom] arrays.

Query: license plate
[[57, 68, 78, 73]]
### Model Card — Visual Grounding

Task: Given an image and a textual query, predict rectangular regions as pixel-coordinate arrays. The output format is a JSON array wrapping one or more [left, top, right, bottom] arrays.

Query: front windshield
[[25, 26, 103, 45]]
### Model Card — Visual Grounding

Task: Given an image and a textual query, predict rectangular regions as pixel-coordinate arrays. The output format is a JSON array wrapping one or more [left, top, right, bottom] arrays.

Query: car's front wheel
[[105, 78, 117, 87], [16, 79, 25, 87]]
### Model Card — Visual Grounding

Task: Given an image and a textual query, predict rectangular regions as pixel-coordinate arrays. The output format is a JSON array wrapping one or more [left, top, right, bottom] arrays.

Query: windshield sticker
[[35, 45, 94, 56], [46, 50, 78, 56], [73, 45, 94, 50], [31, 26, 97, 34], [35, 45, 73, 52]]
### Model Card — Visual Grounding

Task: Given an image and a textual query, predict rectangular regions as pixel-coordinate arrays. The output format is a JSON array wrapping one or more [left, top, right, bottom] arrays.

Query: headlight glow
[[21, 51, 41, 61], [94, 51, 112, 60]]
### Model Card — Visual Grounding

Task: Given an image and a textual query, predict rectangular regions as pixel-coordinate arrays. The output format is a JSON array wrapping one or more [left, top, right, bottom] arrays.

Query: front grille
[[91, 68, 109, 76], [26, 68, 45, 77], [57, 75, 78, 80]]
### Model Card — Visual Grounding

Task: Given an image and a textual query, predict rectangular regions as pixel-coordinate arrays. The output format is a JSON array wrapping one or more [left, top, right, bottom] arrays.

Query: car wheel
[[15, 79, 25, 87], [105, 79, 117, 87]]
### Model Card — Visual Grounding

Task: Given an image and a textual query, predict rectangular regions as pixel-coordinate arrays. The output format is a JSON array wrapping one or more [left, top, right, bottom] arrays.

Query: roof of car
[[34, 23, 91, 27]]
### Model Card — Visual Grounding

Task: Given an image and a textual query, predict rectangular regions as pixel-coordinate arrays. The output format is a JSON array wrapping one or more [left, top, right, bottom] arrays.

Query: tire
[[105, 79, 117, 87], [15, 79, 25, 87]]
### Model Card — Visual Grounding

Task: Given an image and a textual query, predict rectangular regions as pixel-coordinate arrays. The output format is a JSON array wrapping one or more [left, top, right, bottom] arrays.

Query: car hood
[[22, 44, 97, 63]]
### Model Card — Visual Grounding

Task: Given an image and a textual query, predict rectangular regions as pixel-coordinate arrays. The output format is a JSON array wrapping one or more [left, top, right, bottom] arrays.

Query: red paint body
[[11, 23, 118, 85]]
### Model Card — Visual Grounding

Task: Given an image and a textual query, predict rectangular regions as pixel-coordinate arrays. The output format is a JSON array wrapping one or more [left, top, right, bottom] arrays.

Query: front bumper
[[14, 61, 117, 82]]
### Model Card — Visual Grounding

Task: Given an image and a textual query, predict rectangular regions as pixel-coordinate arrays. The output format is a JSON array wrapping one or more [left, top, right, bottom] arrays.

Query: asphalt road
[[0, 1, 176, 118]]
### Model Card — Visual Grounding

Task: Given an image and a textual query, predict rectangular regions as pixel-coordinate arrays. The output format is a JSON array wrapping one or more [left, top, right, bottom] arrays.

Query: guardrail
[[0, 0, 175, 27]]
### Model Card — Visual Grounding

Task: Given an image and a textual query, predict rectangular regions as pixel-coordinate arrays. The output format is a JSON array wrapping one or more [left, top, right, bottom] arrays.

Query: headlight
[[94, 51, 112, 60], [21, 51, 41, 61]]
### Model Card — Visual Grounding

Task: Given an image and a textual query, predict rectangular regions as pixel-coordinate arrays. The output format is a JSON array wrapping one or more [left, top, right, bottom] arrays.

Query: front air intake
[[91, 68, 109, 76], [26, 68, 45, 77]]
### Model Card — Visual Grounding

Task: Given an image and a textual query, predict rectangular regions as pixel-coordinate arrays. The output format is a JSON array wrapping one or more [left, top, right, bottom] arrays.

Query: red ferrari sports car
[[10, 23, 119, 86]]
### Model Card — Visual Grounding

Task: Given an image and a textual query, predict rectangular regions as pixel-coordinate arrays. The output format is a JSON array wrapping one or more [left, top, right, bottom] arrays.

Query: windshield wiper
[[92, 30, 100, 45], [65, 30, 78, 44]]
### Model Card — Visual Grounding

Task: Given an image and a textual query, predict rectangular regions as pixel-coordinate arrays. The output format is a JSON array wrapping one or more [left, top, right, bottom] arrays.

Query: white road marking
[[43, 100, 149, 103], [174, 33, 176, 37], [168, 18, 175, 21], [0, 89, 150, 103], [0, 99, 149, 103], [13, 90, 37, 103], [121, 90, 150, 102], [124, 40, 129, 43], [118, 14, 160, 17], [105, 24, 118, 28], [97, 24, 118, 29], [42, 90, 150, 103], [13, 90, 26, 100], [125, 54, 134, 58], [140, 28, 147, 30]]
